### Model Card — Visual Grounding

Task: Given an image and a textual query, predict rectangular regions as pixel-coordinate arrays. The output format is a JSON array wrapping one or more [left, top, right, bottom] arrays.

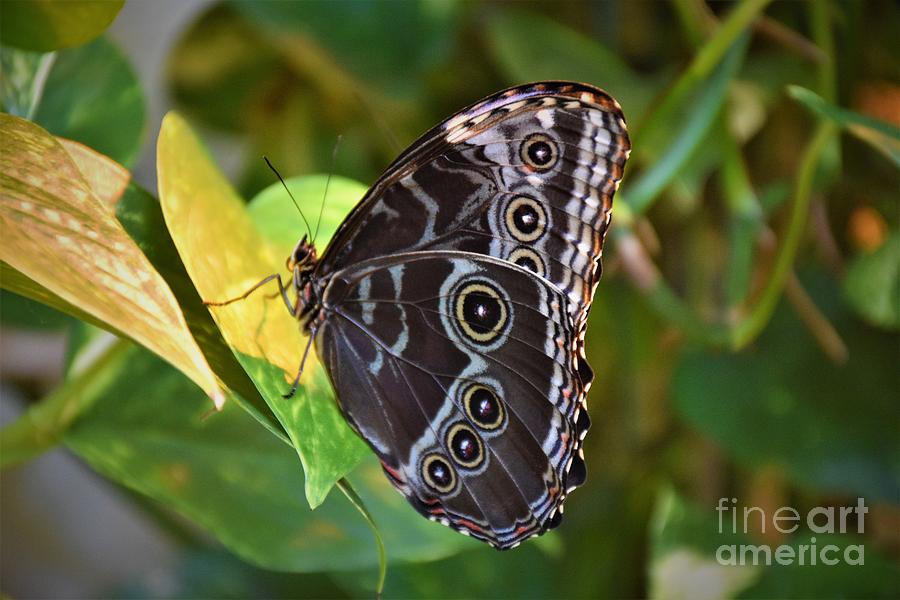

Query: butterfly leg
[[283, 324, 317, 399], [204, 273, 293, 315]]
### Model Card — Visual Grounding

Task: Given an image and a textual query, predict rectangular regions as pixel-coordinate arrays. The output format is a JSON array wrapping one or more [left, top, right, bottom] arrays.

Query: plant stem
[[730, 0, 839, 347], [784, 272, 848, 363], [731, 123, 836, 349], [0, 338, 133, 469], [719, 126, 765, 307], [809, 1, 836, 103]]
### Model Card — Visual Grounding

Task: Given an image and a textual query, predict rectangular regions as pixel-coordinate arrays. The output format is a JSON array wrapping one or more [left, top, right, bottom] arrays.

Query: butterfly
[[213, 82, 629, 549]]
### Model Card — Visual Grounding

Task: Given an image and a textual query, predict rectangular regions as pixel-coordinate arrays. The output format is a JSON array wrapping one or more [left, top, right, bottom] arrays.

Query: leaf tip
[[211, 388, 227, 411]]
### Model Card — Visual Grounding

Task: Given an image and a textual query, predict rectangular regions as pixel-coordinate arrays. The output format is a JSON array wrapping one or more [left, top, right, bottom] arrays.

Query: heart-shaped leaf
[[64, 344, 474, 572], [247, 174, 367, 253], [157, 112, 368, 507], [0, 114, 221, 403], [1, 37, 145, 167]]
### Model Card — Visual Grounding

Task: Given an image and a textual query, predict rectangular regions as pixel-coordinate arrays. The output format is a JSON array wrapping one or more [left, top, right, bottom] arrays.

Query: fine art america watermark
[[715, 497, 868, 566]]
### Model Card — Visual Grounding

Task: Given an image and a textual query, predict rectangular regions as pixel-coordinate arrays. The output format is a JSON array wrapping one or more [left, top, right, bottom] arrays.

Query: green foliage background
[[1, 0, 898, 598]]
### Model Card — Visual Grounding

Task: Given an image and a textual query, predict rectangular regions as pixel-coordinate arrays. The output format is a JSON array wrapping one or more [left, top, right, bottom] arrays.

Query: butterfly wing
[[315, 252, 586, 548], [309, 82, 630, 547], [318, 81, 630, 338]]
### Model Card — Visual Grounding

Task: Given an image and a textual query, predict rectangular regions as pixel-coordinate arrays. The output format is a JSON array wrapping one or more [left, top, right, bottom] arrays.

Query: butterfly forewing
[[318, 82, 630, 330]]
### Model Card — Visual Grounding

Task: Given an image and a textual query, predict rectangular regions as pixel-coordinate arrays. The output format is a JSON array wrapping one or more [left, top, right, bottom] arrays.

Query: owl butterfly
[[213, 82, 629, 549]]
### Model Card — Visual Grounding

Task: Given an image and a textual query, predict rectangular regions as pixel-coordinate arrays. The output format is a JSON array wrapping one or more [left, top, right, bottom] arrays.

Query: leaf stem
[[336, 478, 387, 597], [0, 338, 132, 469]]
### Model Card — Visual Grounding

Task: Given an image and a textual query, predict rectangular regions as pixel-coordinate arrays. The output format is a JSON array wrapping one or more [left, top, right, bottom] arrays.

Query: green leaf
[[1, 37, 145, 167], [231, 0, 460, 97], [788, 85, 900, 168], [0, 288, 73, 330], [0, 0, 123, 52], [156, 112, 367, 507], [63, 345, 474, 572], [0, 114, 222, 402], [0, 47, 53, 118], [843, 232, 900, 330], [485, 9, 657, 123], [249, 175, 374, 508], [109, 549, 348, 598], [247, 174, 365, 253], [30, 36, 146, 167], [114, 183, 286, 441], [1, 261, 84, 324], [673, 271, 899, 501], [622, 34, 750, 215]]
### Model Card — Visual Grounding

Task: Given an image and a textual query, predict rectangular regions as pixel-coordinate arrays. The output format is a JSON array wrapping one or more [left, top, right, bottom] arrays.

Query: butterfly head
[[287, 235, 318, 275]]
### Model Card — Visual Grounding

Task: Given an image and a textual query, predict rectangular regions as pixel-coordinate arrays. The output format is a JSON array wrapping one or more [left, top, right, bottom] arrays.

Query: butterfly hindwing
[[316, 252, 586, 548]]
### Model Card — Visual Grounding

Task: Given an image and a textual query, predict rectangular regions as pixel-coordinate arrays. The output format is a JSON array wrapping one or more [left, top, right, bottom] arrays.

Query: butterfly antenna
[[312, 134, 343, 245], [265, 156, 312, 241]]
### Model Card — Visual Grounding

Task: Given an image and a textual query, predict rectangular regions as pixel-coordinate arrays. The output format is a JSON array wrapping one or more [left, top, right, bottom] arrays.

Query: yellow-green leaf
[[56, 137, 129, 207], [0, 0, 124, 52], [0, 114, 221, 403], [156, 112, 367, 507]]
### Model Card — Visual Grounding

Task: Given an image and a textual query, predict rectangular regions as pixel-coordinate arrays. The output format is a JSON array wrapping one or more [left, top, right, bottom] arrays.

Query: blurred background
[[1, 0, 898, 598]]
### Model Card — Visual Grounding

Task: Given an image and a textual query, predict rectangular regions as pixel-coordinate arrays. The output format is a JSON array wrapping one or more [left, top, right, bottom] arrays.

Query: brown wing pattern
[[317, 253, 584, 548], [311, 83, 629, 548]]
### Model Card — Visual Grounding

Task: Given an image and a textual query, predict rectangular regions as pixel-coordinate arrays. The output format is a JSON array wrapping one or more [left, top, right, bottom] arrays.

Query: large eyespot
[[463, 384, 506, 431], [421, 453, 457, 494], [508, 246, 546, 277], [446, 423, 485, 469], [504, 196, 547, 242], [453, 280, 509, 344], [520, 133, 558, 171]]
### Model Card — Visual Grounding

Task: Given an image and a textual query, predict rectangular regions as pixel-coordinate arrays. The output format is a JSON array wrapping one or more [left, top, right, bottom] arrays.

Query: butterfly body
[[284, 82, 629, 549]]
